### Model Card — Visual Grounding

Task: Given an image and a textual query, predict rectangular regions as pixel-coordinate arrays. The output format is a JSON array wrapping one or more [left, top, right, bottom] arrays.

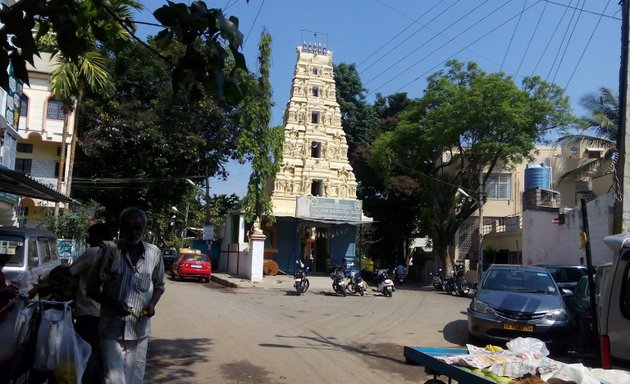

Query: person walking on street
[[69, 223, 113, 384], [87, 207, 165, 384]]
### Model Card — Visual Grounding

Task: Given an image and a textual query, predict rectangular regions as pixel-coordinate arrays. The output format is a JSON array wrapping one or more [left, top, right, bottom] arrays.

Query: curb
[[210, 274, 240, 288]]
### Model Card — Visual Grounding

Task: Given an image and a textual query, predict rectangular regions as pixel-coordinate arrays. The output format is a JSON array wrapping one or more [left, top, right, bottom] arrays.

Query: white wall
[[522, 193, 614, 267]]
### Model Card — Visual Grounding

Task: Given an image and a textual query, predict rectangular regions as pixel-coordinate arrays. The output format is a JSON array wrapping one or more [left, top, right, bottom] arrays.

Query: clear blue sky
[[135, 0, 621, 197]]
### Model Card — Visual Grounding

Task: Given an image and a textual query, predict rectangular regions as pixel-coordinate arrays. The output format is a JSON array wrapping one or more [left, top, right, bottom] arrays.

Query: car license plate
[[191, 265, 202, 269], [503, 323, 534, 332]]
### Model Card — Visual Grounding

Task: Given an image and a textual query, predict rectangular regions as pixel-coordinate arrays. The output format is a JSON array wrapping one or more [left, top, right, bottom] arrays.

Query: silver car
[[467, 265, 571, 351], [0, 228, 60, 293]]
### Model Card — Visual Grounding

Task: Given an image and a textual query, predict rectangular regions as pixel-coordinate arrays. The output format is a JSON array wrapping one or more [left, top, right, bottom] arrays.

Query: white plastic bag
[[34, 302, 91, 383], [506, 337, 549, 357]]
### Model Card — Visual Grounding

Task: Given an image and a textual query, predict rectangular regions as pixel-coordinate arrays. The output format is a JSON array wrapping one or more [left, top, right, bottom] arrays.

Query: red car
[[171, 252, 211, 282]]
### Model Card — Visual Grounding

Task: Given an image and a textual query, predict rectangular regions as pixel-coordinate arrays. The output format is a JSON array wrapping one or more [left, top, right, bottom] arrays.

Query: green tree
[[556, 87, 618, 181], [372, 60, 572, 271], [74, 41, 242, 228], [237, 30, 283, 226], [333, 62, 416, 265]]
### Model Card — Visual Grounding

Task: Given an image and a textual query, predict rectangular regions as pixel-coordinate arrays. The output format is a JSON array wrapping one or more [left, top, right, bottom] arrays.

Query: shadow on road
[[219, 360, 275, 384], [440, 319, 468, 346], [146, 338, 213, 382], [262, 332, 431, 382]]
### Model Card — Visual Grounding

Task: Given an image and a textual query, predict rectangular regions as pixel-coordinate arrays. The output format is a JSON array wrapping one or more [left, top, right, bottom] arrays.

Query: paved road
[[146, 277, 472, 384]]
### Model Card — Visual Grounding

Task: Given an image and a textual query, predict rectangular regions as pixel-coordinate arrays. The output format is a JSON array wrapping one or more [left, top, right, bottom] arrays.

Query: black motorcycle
[[430, 269, 444, 291], [330, 266, 347, 296], [294, 260, 310, 296], [453, 267, 469, 297]]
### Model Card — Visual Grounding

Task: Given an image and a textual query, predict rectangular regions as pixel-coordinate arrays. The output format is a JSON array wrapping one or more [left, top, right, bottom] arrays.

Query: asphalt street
[[146, 276, 472, 384]]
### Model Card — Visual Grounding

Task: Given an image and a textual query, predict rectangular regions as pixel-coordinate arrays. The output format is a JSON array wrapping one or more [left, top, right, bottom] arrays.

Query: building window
[[311, 141, 321, 158], [312, 67, 319, 75], [621, 255, 630, 320], [311, 179, 323, 196], [15, 158, 32, 175], [312, 86, 319, 97], [20, 94, 29, 117], [47, 99, 65, 120], [17, 143, 33, 153], [486, 173, 511, 200], [311, 111, 320, 124]]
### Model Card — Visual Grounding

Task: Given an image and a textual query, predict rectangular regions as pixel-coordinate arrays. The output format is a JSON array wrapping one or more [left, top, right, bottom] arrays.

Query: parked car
[[599, 235, 630, 368], [467, 264, 571, 352], [0, 228, 60, 293], [566, 275, 596, 347], [161, 248, 177, 271], [538, 264, 588, 293], [171, 251, 211, 282]]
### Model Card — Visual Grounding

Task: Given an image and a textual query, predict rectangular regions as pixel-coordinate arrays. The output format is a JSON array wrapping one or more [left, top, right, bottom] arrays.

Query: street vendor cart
[[404, 347, 497, 384]]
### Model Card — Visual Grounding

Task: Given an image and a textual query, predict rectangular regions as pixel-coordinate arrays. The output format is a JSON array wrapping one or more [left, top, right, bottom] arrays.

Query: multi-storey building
[[15, 52, 76, 227], [454, 143, 612, 271]]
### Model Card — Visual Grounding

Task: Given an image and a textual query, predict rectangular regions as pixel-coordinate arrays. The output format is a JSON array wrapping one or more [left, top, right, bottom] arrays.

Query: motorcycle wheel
[[385, 287, 393, 297], [341, 285, 346, 297], [302, 278, 310, 293], [296, 286, 301, 296]]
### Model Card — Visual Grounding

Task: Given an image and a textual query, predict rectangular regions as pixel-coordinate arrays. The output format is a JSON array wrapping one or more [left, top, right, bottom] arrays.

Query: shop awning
[[0, 167, 74, 203]]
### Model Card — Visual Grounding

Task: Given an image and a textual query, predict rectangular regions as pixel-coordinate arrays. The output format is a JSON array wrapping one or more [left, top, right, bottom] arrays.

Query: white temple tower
[[270, 42, 358, 216]]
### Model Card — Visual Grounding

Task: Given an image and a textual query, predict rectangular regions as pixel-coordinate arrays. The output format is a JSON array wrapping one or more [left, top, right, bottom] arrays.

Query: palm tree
[[556, 87, 618, 182], [45, 0, 141, 206]]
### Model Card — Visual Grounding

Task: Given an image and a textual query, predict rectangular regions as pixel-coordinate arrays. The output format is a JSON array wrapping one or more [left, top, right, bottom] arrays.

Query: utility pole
[[478, 170, 484, 281], [614, 0, 630, 234]]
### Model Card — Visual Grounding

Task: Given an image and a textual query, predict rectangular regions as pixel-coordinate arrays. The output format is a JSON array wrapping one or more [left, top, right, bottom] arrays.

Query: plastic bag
[[506, 337, 549, 357], [33, 302, 91, 383]]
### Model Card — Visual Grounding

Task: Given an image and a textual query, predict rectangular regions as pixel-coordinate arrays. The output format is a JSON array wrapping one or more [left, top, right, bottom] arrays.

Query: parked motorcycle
[[330, 266, 347, 296], [443, 275, 456, 295], [376, 269, 395, 297], [453, 267, 469, 297], [346, 270, 366, 296], [394, 264, 406, 286], [430, 269, 444, 291], [294, 260, 310, 296]]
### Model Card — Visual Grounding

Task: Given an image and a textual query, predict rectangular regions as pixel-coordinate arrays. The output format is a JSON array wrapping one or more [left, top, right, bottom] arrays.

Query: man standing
[[87, 207, 164, 384], [69, 223, 113, 383]]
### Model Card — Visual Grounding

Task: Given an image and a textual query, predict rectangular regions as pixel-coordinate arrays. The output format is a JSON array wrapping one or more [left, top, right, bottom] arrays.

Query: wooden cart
[[404, 346, 496, 384]]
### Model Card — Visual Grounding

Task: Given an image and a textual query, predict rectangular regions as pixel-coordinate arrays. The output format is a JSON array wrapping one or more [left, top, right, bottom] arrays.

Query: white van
[[600, 234, 630, 368]]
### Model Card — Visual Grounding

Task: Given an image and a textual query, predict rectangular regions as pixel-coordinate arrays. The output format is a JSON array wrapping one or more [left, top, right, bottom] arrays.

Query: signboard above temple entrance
[[295, 196, 362, 223]]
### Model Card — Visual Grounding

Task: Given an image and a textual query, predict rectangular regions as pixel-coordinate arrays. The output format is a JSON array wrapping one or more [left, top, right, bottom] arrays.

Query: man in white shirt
[[70, 223, 113, 384]]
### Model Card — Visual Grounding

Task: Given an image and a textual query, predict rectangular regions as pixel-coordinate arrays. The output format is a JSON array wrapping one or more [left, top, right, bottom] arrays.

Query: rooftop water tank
[[524, 163, 551, 191]]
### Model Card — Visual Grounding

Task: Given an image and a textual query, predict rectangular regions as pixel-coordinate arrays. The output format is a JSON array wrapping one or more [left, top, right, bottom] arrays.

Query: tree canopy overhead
[[0, 0, 247, 104]]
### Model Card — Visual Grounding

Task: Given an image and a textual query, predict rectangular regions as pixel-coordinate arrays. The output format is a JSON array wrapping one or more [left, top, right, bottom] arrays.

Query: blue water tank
[[524, 163, 551, 191]]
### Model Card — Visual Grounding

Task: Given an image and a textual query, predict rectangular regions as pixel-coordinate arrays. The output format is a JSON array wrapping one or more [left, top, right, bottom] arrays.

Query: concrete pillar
[[249, 232, 266, 282]]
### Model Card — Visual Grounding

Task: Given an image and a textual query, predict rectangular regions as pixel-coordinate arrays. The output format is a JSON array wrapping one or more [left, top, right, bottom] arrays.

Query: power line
[[564, 0, 612, 89], [501, 0, 528, 71], [389, 0, 543, 94], [545, 0, 581, 82], [551, 0, 586, 83], [542, 0, 620, 20], [371, 0, 525, 95], [358, 0, 445, 68], [365, 0, 494, 87], [515, 0, 547, 77], [531, 0, 572, 75], [244, 0, 265, 46], [371, 0, 508, 70], [361, 0, 464, 76]]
